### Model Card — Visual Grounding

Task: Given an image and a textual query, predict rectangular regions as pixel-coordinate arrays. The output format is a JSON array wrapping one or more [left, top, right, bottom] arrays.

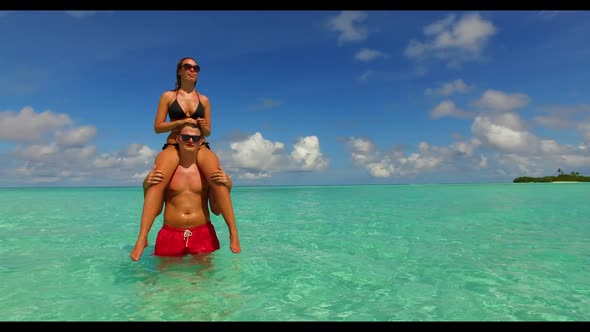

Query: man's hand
[[144, 165, 164, 190], [211, 167, 230, 188]]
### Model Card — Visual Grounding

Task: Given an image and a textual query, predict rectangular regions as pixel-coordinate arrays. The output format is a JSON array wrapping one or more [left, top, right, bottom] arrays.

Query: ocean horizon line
[[0, 181, 530, 190]]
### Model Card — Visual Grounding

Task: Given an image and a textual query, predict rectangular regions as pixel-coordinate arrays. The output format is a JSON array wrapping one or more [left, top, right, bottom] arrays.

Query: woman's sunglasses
[[182, 63, 201, 73], [180, 134, 202, 142]]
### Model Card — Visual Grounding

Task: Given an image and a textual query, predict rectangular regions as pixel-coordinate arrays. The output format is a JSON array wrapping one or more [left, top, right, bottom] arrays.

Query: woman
[[132, 57, 238, 257]]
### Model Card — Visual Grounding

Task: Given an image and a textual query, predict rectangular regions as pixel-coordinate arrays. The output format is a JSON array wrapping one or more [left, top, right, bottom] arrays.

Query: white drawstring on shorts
[[183, 229, 192, 247]]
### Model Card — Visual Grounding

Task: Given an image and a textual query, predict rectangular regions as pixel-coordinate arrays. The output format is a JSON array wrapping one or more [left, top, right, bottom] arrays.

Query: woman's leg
[[196, 147, 241, 253], [130, 146, 180, 261]]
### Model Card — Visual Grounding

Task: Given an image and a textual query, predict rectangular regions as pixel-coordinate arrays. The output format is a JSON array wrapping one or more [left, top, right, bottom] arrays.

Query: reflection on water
[[155, 254, 215, 275], [126, 253, 245, 321]]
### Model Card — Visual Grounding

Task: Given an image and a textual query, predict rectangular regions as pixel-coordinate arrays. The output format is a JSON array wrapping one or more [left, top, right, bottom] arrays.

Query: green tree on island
[[514, 169, 589, 183]]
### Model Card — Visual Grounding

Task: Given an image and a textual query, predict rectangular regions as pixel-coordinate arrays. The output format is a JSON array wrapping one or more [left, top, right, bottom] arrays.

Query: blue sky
[[1, 10, 589, 187]]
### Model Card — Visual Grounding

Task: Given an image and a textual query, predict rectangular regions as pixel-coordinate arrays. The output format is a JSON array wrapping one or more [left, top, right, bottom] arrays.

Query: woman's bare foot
[[229, 234, 241, 254], [130, 239, 148, 261]]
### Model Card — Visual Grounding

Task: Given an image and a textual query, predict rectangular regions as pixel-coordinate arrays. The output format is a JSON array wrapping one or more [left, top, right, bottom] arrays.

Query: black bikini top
[[168, 90, 205, 121]]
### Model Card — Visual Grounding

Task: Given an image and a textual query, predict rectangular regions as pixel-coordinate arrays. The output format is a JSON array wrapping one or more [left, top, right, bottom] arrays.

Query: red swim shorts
[[154, 222, 220, 256]]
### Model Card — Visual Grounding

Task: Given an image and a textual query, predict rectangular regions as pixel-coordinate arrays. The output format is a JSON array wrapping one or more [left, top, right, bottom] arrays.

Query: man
[[130, 123, 241, 261]]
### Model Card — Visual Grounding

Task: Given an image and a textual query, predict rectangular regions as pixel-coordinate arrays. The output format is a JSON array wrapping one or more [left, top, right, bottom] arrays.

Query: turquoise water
[[1, 183, 589, 321]]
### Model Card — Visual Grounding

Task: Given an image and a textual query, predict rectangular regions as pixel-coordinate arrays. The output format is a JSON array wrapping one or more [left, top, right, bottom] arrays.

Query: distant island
[[513, 169, 590, 183]]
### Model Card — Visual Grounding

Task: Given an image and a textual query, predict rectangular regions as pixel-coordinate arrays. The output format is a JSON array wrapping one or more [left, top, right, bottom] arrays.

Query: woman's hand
[[183, 118, 198, 126], [196, 117, 207, 129]]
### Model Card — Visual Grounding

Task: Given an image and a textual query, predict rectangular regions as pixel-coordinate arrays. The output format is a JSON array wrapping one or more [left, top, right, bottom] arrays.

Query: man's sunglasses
[[182, 63, 201, 72], [180, 134, 202, 142]]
